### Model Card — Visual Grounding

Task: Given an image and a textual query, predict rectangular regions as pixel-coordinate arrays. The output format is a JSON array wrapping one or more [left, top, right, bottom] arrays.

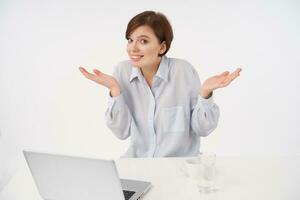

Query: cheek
[[143, 45, 160, 55]]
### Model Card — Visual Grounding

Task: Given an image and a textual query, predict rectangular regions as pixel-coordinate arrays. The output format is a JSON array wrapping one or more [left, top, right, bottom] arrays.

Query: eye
[[127, 38, 133, 43], [140, 39, 148, 44]]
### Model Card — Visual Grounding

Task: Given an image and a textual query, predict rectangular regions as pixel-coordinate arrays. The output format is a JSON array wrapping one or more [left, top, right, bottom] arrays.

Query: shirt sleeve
[[104, 63, 132, 140], [189, 66, 220, 137]]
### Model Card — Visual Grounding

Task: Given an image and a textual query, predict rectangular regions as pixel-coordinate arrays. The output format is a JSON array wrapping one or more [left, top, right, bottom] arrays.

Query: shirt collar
[[129, 55, 170, 83], [129, 66, 143, 83], [155, 55, 169, 82]]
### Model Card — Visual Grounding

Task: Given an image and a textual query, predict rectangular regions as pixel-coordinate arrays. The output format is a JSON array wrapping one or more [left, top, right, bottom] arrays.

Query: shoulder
[[168, 57, 198, 77], [112, 60, 132, 78], [113, 60, 131, 72]]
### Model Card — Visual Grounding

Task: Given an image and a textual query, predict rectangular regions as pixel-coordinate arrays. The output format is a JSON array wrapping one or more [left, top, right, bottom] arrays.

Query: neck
[[141, 57, 162, 86]]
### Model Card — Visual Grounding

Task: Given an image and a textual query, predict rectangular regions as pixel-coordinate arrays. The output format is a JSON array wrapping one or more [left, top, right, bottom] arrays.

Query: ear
[[159, 41, 167, 55]]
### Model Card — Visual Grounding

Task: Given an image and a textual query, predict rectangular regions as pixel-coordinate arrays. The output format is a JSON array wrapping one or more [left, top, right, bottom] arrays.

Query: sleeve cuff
[[195, 94, 214, 109], [108, 93, 125, 110]]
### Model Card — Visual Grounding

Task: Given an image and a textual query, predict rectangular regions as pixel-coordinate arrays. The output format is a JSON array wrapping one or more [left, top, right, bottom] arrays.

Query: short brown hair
[[126, 11, 174, 56]]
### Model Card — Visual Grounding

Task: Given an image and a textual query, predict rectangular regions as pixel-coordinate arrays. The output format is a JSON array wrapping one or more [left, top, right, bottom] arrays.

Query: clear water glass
[[197, 152, 217, 193]]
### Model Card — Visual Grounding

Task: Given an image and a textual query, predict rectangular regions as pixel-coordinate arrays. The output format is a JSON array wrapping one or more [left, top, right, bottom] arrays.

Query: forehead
[[129, 25, 156, 38]]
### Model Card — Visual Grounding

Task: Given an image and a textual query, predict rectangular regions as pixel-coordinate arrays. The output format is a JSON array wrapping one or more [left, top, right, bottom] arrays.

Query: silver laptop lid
[[23, 150, 125, 200]]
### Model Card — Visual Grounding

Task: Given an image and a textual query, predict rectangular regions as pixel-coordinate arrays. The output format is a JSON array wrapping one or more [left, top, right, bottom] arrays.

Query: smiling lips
[[130, 55, 144, 62]]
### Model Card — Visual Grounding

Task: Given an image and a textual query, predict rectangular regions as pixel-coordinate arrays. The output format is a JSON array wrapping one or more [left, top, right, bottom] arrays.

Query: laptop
[[23, 150, 151, 200]]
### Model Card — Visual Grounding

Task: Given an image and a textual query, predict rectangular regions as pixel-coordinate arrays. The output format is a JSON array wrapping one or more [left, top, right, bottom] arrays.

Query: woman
[[79, 11, 241, 157]]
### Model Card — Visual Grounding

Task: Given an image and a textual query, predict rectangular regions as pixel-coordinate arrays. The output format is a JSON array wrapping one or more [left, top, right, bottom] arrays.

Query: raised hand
[[200, 68, 242, 98], [79, 66, 121, 96]]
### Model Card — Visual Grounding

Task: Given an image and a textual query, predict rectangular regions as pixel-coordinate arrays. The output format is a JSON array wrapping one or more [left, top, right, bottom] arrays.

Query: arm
[[191, 95, 220, 137], [79, 65, 132, 140], [190, 67, 241, 137], [189, 67, 220, 136], [105, 94, 132, 140]]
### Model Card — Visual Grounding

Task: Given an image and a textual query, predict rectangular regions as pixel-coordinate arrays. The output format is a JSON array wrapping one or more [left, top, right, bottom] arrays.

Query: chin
[[130, 61, 142, 68]]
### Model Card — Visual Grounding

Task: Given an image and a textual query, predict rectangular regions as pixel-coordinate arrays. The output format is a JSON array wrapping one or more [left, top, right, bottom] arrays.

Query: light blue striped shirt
[[105, 56, 220, 157]]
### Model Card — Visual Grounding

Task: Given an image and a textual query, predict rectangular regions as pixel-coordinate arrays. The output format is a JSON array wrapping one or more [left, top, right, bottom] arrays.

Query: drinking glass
[[196, 152, 216, 193], [183, 152, 217, 193]]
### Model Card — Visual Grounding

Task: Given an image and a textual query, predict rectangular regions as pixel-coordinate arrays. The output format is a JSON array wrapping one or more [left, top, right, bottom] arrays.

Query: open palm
[[202, 68, 242, 93], [79, 66, 120, 90]]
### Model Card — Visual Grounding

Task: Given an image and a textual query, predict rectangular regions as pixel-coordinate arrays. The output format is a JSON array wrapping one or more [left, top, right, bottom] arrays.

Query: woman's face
[[127, 25, 166, 69]]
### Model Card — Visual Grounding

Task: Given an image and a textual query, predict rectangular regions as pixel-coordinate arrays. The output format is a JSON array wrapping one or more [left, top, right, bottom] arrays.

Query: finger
[[219, 82, 229, 88], [218, 68, 242, 88], [230, 69, 241, 80], [79, 66, 90, 74], [93, 69, 103, 76], [235, 68, 242, 73], [219, 78, 234, 88], [79, 66, 85, 72], [79, 67, 89, 77], [79, 67, 98, 81], [219, 71, 230, 77]]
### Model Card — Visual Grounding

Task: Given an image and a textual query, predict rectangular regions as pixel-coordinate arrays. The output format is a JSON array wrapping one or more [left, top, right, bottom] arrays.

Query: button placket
[[143, 77, 157, 157]]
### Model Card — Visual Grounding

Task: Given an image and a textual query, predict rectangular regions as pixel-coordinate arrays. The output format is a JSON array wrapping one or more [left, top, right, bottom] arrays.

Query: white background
[[1, 0, 299, 191]]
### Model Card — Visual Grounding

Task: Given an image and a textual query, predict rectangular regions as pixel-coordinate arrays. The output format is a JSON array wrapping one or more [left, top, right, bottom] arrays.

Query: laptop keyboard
[[123, 190, 136, 200]]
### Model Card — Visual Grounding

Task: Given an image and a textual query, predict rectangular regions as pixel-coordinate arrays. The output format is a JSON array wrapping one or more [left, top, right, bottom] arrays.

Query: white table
[[1, 156, 300, 200]]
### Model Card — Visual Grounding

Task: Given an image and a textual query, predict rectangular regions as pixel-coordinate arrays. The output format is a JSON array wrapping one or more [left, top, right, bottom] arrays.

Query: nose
[[129, 41, 139, 53]]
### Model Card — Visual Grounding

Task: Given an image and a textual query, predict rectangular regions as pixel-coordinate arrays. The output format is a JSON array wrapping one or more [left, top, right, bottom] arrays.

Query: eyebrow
[[129, 35, 151, 39], [138, 35, 150, 38]]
